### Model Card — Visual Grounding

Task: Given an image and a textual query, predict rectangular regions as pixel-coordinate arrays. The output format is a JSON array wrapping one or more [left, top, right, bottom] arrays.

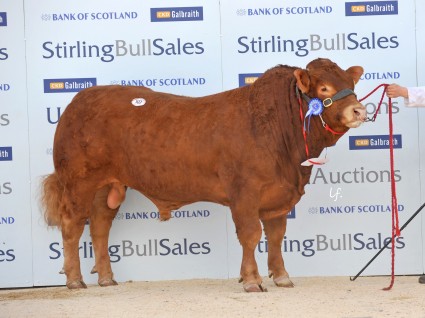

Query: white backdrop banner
[[0, 0, 32, 288], [0, 0, 424, 288]]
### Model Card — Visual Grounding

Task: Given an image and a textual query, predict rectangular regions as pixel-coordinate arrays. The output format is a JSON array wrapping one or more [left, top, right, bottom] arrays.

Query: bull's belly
[[128, 171, 231, 210]]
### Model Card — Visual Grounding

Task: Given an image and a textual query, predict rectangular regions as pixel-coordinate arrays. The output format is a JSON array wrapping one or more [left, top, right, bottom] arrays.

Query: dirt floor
[[1, 276, 425, 318]]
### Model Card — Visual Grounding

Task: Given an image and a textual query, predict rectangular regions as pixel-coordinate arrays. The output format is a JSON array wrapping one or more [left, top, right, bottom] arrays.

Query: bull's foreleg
[[262, 214, 294, 287], [89, 185, 121, 287], [231, 205, 265, 292]]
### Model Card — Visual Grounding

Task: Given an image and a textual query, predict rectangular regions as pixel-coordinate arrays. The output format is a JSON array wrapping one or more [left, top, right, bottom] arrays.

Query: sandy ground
[[1, 276, 425, 318]]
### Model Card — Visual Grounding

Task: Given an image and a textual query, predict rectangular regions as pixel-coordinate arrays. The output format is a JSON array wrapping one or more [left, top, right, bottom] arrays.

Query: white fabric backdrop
[[0, 0, 423, 288]]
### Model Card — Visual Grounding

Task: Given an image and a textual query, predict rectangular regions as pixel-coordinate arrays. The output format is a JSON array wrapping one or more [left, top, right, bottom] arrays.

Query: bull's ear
[[294, 69, 310, 93], [346, 66, 364, 84]]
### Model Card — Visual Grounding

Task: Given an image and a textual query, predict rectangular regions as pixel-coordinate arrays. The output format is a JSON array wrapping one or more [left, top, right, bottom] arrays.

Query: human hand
[[386, 84, 408, 99]]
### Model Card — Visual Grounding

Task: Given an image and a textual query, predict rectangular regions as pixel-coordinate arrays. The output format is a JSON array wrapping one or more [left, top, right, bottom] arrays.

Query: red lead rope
[[298, 95, 310, 158], [359, 84, 400, 290]]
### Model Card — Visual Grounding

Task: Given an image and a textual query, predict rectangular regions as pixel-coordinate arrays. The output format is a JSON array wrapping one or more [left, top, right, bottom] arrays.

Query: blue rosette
[[304, 98, 324, 132], [306, 98, 324, 116]]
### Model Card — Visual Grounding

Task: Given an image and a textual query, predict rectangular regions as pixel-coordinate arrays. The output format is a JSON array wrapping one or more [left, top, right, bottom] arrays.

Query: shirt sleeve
[[405, 87, 425, 107]]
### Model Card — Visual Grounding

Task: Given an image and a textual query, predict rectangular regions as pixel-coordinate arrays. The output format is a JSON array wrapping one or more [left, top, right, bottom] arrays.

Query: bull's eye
[[321, 87, 327, 92]]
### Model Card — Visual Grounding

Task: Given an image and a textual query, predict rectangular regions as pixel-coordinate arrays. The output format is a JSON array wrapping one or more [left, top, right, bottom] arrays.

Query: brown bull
[[41, 58, 366, 292]]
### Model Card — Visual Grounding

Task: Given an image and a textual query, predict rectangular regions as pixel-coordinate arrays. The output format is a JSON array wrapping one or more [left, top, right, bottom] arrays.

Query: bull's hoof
[[66, 280, 87, 289], [98, 278, 118, 287], [273, 276, 294, 288], [243, 283, 268, 293], [90, 266, 97, 274]]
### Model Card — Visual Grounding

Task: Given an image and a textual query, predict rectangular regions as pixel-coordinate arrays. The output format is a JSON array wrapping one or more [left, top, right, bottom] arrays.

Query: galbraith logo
[[151, 7, 203, 22], [238, 73, 262, 87], [349, 134, 402, 150], [345, 1, 398, 16], [0, 12, 7, 26], [0, 147, 12, 161], [44, 78, 96, 93]]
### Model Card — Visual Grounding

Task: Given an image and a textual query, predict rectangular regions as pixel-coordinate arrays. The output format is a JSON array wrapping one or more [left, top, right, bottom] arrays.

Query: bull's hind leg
[[60, 187, 94, 289], [262, 214, 294, 287], [90, 183, 125, 287]]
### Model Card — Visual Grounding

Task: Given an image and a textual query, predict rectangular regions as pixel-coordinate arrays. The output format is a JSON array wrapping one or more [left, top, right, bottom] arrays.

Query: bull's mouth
[[346, 120, 364, 128]]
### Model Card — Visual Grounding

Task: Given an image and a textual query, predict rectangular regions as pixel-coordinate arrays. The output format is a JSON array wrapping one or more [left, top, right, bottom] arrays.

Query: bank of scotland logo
[[236, 9, 247, 16], [41, 14, 51, 21]]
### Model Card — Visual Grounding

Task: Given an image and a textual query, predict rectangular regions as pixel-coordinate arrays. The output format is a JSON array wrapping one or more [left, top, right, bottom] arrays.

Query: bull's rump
[[53, 85, 260, 204]]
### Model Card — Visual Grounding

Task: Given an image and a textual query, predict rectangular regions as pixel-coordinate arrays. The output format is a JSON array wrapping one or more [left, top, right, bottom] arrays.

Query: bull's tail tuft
[[41, 173, 63, 228]]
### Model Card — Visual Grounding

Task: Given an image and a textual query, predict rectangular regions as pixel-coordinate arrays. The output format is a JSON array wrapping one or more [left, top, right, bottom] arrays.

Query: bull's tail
[[40, 172, 63, 228]]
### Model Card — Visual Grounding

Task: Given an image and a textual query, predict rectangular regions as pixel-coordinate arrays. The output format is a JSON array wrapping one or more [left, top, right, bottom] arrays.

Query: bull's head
[[294, 58, 366, 130]]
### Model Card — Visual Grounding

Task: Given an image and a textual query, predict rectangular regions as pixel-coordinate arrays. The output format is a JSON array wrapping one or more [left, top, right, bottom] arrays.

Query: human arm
[[386, 84, 425, 107]]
